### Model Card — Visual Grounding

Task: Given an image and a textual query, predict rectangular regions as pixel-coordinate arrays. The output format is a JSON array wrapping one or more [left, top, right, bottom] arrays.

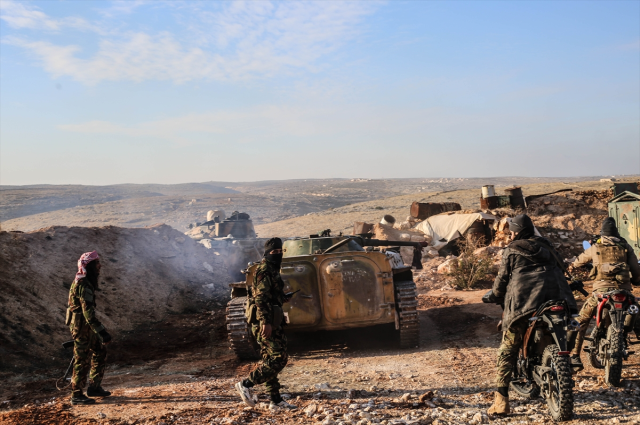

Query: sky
[[1, 0, 639, 185]]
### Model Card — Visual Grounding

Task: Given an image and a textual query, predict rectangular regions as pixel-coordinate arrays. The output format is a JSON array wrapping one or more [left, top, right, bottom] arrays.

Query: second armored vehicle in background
[[186, 210, 267, 280]]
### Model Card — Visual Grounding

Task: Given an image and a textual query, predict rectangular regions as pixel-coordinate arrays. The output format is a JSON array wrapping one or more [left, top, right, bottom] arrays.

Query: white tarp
[[413, 212, 497, 250]]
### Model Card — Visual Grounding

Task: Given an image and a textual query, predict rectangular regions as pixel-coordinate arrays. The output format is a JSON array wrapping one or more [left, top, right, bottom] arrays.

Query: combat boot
[[87, 386, 111, 397], [487, 391, 509, 415], [235, 381, 255, 407], [71, 393, 96, 405]]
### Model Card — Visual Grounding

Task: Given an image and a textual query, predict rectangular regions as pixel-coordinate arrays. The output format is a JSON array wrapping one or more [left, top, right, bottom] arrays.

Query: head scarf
[[510, 214, 536, 241], [75, 251, 99, 281]]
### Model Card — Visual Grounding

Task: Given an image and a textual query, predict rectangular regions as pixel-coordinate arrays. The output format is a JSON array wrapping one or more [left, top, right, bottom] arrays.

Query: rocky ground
[[1, 288, 639, 425]]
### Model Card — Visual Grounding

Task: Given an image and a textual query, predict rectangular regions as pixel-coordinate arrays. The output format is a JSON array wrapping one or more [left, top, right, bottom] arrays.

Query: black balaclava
[[85, 260, 100, 286], [264, 237, 283, 266], [601, 217, 620, 238], [510, 214, 536, 241]]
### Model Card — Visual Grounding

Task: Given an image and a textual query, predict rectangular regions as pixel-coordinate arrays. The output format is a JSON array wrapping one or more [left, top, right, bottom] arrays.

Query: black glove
[[569, 279, 589, 296], [98, 329, 112, 344], [482, 289, 497, 304]]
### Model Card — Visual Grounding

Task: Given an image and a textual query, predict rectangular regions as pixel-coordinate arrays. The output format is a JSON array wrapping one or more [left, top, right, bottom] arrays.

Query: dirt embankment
[[527, 189, 612, 258], [254, 180, 627, 239], [0, 224, 231, 372]]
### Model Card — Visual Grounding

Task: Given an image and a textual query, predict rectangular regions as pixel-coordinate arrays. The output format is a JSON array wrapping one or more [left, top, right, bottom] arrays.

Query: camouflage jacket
[[68, 277, 105, 334], [250, 260, 285, 325], [573, 236, 640, 291]]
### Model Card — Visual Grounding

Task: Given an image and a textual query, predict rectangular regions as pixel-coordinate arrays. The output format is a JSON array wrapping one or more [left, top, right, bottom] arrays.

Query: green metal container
[[608, 191, 640, 256]]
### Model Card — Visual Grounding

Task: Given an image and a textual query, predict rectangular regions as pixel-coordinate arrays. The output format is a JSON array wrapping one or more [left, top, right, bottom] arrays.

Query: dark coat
[[492, 236, 577, 331]]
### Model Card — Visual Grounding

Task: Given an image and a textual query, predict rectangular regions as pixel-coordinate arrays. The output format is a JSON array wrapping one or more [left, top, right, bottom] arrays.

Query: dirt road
[[2, 290, 639, 424]]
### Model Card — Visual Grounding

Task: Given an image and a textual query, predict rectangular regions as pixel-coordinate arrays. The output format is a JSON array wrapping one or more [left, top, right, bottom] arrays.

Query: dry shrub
[[446, 235, 494, 289]]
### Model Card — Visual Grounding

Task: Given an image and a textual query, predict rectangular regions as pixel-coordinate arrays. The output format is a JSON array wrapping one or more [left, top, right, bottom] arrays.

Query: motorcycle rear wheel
[[542, 345, 574, 422], [604, 325, 625, 387], [587, 327, 605, 369]]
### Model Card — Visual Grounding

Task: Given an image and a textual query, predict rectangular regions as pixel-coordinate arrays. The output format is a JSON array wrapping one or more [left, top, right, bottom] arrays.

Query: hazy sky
[[1, 0, 639, 185]]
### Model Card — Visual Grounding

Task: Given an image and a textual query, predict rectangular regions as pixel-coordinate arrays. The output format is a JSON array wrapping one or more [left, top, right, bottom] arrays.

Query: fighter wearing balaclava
[[235, 238, 297, 411]]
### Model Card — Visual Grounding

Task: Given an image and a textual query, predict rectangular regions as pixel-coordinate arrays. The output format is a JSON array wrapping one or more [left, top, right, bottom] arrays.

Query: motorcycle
[[483, 293, 577, 421], [583, 289, 639, 386]]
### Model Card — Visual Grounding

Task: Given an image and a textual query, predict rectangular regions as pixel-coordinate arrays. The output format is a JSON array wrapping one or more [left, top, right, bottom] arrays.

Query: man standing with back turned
[[485, 215, 577, 416], [235, 237, 296, 410], [66, 251, 112, 405], [568, 217, 640, 371]]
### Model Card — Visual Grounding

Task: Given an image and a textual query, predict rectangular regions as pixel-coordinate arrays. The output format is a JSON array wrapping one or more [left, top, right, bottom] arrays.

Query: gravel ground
[[2, 289, 639, 424]]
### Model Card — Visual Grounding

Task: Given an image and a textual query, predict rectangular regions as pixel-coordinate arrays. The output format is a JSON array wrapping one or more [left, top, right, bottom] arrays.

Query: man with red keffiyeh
[[66, 251, 112, 405]]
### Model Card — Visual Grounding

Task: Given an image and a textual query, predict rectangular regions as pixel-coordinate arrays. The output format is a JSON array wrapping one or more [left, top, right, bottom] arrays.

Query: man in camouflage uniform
[[66, 251, 112, 405], [568, 217, 640, 370], [236, 238, 296, 410], [485, 215, 577, 416]]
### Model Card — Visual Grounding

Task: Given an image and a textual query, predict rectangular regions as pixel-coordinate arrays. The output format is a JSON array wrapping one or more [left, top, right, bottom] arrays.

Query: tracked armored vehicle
[[226, 234, 424, 359], [186, 211, 267, 281]]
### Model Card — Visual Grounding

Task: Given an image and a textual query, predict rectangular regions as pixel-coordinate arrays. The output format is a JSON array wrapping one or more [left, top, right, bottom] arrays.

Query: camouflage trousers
[[495, 317, 529, 388], [70, 323, 107, 396], [571, 287, 637, 355], [248, 324, 288, 395]]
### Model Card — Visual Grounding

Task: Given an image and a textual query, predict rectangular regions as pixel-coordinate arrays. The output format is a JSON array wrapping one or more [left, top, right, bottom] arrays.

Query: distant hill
[[0, 183, 237, 222], [2, 176, 636, 232]]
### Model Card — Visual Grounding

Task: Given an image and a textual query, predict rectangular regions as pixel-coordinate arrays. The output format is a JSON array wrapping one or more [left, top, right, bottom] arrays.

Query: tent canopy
[[413, 212, 496, 250]]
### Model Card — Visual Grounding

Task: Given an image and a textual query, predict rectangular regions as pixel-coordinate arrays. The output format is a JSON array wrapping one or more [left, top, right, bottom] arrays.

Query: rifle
[[56, 340, 75, 391]]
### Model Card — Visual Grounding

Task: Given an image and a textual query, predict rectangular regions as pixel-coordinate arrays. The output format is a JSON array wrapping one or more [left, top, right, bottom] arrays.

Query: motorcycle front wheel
[[510, 380, 540, 399], [604, 325, 625, 387], [542, 345, 574, 422], [587, 326, 605, 369]]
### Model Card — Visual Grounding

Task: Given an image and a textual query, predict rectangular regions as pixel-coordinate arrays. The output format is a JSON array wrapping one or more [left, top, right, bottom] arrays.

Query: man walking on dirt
[[235, 238, 296, 410], [66, 251, 112, 405], [485, 215, 577, 416], [567, 217, 640, 371]]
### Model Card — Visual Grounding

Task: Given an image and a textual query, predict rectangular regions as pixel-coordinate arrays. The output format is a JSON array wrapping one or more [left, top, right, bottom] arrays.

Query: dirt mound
[[0, 224, 231, 372]]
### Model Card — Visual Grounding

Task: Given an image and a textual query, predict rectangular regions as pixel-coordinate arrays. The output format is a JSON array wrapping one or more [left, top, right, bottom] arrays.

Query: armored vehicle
[[186, 211, 267, 281], [226, 234, 424, 359], [608, 190, 640, 257]]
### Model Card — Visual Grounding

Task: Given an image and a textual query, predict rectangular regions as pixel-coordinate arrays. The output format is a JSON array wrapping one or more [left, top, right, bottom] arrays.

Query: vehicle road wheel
[[394, 280, 419, 348], [604, 326, 625, 387], [542, 345, 574, 422], [226, 297, 260, 360], [587, 326, 605, 369]]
